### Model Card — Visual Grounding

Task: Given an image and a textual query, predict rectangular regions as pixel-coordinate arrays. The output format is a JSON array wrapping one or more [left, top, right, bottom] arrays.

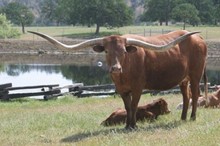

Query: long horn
[[28, 31, 104, 50], [126, 31, 200, 51]]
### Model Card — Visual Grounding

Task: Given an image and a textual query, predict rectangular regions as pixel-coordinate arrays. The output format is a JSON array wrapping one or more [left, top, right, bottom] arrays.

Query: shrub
[[0, 14, 20, 38]]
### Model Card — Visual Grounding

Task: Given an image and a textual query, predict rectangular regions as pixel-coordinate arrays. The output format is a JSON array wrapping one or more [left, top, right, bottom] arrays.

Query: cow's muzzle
[[109, 65, 122, 74]]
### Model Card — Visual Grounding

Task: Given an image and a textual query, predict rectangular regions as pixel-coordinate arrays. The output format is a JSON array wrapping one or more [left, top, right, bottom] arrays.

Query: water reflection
[[0, 64, 112, 86], [0, 62, 219, 87], [60, 65, 111, 85], [206, 69, 220, 85]]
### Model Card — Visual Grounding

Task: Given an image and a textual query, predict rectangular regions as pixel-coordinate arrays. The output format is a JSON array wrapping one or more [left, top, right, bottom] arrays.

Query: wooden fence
[[0, 82, 217, 101]]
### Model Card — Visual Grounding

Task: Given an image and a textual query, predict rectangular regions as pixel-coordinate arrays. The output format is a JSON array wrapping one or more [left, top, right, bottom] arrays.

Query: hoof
[[190, 116, 196, 121], [125, 125, 138, 131]]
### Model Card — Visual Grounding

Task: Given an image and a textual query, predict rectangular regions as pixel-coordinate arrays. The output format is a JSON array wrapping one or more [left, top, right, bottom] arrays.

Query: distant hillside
[[0, 0, 144, 23]]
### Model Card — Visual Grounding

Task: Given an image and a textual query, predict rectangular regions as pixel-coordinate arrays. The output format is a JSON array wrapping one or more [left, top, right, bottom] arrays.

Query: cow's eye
[[105, 50, 108, 54]]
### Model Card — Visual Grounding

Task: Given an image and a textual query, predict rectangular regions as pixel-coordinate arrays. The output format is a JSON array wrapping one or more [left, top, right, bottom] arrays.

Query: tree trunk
[[183, 18, 186, 30], [21, 23, 25, 34], [165, 21, 168, 26], [183, 21, 186, 30], [95, 23, 100, 35]]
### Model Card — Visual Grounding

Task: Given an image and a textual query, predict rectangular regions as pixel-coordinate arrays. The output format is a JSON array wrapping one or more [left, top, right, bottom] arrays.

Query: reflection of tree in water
[[0, 64, 4, 73], [4, 64, 220, 86], [4, 64, 61, 76], [6, 64, 30, 76], [60, 65, 112, 85], [2, 64, 112, 85], [207, 69, 220, 85]]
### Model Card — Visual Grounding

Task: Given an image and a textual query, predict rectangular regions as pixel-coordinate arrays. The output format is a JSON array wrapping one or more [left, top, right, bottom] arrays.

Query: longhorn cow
[[28, 30, 207, 129]]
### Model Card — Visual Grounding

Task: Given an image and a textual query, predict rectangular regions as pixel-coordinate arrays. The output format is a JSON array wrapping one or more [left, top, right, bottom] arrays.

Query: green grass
[[0, 94, 219, 146], [17, 25, 220, 41]]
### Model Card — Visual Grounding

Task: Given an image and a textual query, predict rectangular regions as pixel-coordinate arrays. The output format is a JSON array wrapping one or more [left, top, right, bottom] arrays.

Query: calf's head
[[151, 98, 171, 115]]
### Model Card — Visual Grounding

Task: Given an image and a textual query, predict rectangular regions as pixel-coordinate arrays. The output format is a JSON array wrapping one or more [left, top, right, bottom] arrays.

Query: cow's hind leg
[[179, 80, 190, 120]]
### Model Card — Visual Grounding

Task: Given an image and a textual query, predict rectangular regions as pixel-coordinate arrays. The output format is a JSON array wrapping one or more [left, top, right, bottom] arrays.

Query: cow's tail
[[203, 66, 209, 107]]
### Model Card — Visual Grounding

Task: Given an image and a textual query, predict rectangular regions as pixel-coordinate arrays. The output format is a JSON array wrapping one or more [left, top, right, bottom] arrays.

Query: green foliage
[[40, 0, 67, 26], [171, 3, 200, 29], [0, 14, 20, 38], [2, 2, 34, 33], [185, 0, 215, 25], [141, 0, 220, 26], [141, 0, 183, 25], [214, 2, 220, 24], [48, 0, 133, 34]]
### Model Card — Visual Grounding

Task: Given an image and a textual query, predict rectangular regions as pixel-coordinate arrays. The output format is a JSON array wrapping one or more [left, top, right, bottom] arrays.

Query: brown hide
[[103, 30, 207, 128], [28, 30, 207, 129], [199, 88, 220, 108], [101, 98, 170, 126], [177, 88, 220, 109]]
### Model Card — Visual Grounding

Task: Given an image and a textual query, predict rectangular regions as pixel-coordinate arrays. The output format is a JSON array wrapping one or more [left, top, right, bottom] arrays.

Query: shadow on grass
[[60, 120, 182, 143], [0, 97, 32, 103]]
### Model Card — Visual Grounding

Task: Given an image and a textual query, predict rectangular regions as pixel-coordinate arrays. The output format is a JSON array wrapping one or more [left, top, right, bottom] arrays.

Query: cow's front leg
[[121, 92, 132, 129], [130, 91, 142, 129]]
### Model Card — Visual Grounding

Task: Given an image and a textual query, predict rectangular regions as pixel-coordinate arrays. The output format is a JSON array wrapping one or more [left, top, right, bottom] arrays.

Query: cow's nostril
[[110, 66, 122, 73]]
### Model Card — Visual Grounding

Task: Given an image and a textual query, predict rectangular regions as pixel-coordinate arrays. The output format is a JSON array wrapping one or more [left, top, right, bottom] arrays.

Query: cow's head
[[92, 36, 137, 74], [28, 31, 199, 74]]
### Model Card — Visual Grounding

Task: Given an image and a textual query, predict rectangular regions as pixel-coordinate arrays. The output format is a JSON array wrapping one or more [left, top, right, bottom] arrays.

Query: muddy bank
[[0, 39, 219, 67], [0, 39, 219, 55], [0, 40, 105, 65], [0, 40, 88, 54]]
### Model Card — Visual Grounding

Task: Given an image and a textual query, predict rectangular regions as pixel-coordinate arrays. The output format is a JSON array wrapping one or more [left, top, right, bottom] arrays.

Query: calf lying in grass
[[101, 98, 170, 126], [177, 86, 220, 109]]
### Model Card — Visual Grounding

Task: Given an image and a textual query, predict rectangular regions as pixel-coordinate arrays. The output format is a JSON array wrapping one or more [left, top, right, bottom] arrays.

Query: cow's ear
[[126, 46, 137, 53], [93, 45, 105, 52]]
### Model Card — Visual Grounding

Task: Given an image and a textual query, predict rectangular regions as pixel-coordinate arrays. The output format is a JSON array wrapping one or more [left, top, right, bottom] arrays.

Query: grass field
[[17, 25, 220, 41], [3, 25, 220, 145], [0, 94, 219, 146]]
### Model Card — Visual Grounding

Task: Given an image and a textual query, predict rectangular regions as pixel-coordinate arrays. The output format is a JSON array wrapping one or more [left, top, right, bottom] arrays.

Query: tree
[[0, 14, 20, 38], [171, 3, 200, 29], [213, 0, 220, 25], [141, 0, 182, 25], [185, 0, 215, 25], [40, 0, 58, 25], [3, 2, 34, 33], [62, 0, 133, 34], [40, 0, 66, 26]]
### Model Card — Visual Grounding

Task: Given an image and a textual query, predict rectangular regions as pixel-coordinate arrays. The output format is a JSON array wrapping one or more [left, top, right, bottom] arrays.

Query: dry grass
[[16, 25, 220, 41], [0, 93, 219, 146]]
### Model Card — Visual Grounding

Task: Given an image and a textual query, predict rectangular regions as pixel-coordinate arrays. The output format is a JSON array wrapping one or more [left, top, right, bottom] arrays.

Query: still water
[[0, 63, 112, 87], [0, 63, 220, 88]]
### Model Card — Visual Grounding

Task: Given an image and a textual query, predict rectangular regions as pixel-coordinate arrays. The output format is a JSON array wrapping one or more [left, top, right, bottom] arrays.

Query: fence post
[[62, 27, 64, 42], [206, 29, 208, 40]]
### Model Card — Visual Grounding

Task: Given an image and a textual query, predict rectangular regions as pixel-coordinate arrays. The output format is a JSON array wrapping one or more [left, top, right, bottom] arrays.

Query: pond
[[0, 63, 111, 87], [0, 54, 220, 91]]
